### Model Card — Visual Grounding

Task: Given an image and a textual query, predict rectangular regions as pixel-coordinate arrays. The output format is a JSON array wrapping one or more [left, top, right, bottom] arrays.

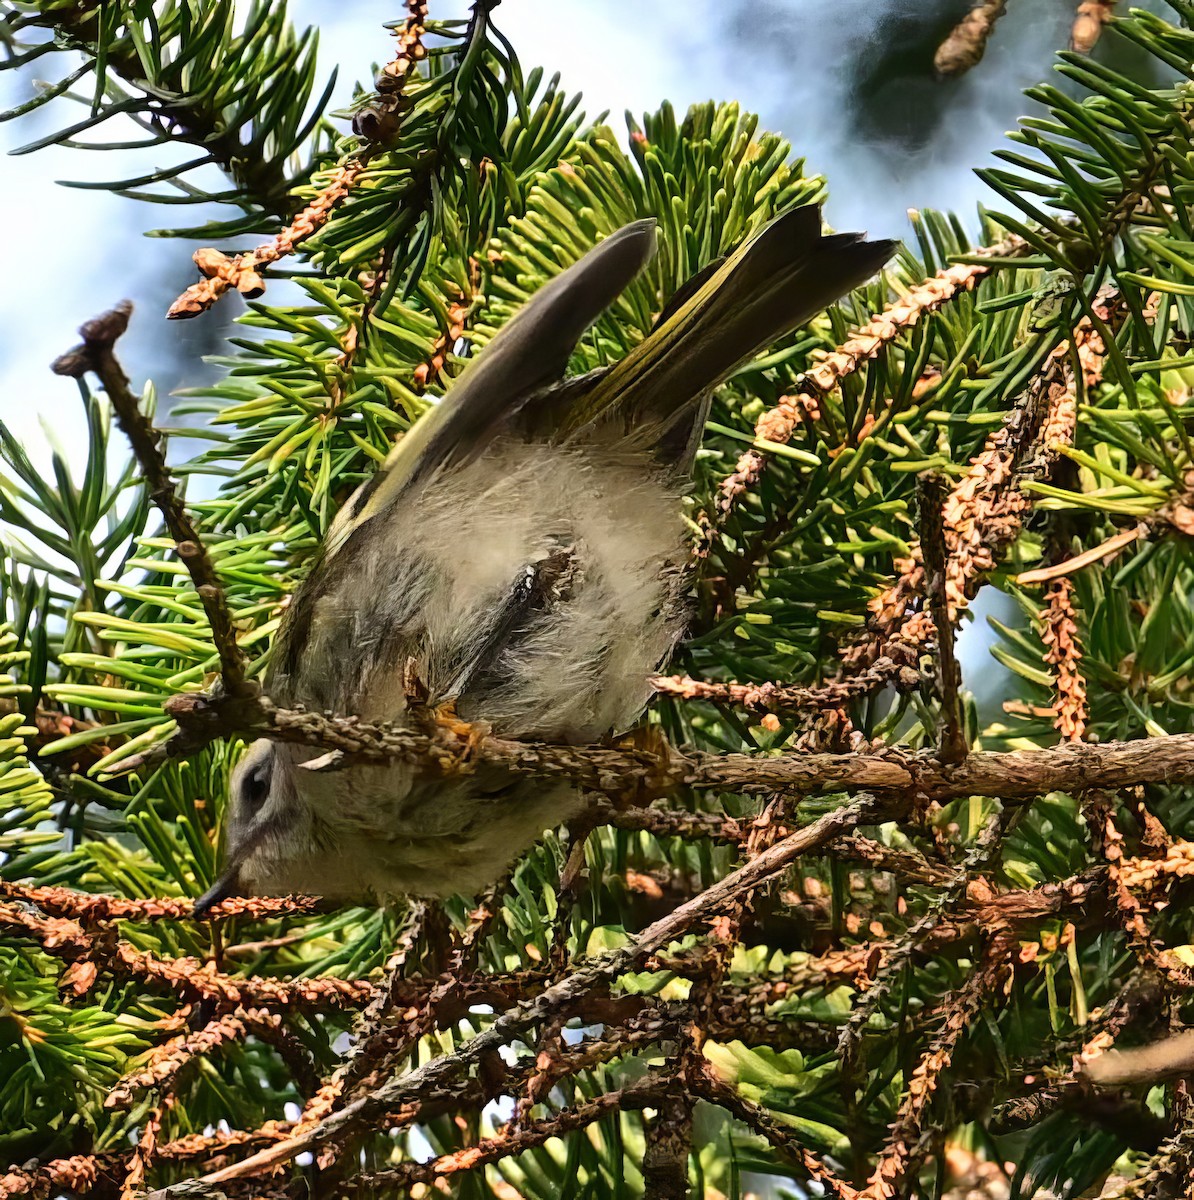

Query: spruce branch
[[918, 471, 967, 763], [166, 162, 367, 319], [836, 809, 1016, 1085], [141, 795, 877, 1197], [589, 799, 958, 888], [10, 6, 1194, 1191], [689, 1064, 861, 1200], [0, 1155, 119, 1200], [77, 601, 1194, 861], [89, 857, 1132, 1200], [864, 932, 1015, 1200], [118, 1100, 165, 1200], [711, 232, 1030, 524], [104, 1008, 286, 1111], [0, 901, 376, 1009], [841, 303, 1108, 689], [111, 688, 1194, 808], [0, 881, 322, 924], [163, 0, 466, 319], [344, 1080, 669, 1195], [164, 0, 428, 319], [0, 1, 329, 225], [1098, 1125, 1194, 1199], [654, 795, 789, 1197]]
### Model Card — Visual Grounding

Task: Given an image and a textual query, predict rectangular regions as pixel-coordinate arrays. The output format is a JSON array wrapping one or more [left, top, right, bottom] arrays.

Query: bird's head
[[193, 739, 327, 916]]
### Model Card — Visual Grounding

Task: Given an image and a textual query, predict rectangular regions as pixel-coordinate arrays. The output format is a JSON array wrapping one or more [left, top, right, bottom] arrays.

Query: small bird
[[195, 206, 895, 913]]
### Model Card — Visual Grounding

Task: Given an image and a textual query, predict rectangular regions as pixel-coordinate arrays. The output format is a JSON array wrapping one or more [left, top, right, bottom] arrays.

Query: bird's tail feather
[[563, 205, 897, 464]]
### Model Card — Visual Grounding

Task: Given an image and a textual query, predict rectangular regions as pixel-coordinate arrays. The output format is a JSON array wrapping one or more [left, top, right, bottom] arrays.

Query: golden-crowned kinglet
[[194, 206, 895, 913]]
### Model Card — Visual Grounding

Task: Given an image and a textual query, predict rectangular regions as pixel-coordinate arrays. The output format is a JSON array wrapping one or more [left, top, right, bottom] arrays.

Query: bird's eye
[[243, 765, 270, 810]]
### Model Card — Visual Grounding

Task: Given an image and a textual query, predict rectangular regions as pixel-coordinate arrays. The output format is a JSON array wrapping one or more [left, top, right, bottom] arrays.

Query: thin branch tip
[[51, 299, 134, 376]]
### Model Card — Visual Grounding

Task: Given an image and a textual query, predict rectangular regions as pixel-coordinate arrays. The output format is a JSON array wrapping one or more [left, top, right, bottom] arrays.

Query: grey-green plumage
[[197, 205, 896, 913]]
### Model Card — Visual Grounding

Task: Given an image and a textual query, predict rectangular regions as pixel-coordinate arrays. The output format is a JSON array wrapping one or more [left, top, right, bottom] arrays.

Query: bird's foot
[[603, 723, 677, 806], [430, 698, 488, 771]]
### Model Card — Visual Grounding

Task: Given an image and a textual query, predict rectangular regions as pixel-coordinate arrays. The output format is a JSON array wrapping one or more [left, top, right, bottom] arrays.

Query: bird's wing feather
[[560, 205, 897, 466], [324, 219, 658, 559]]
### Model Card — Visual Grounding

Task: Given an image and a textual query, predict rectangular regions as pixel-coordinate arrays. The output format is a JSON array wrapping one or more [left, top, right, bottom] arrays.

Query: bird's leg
[[441, 543, 578, 703], [402, 658, 478, 761], [419, 546, 580, 771]]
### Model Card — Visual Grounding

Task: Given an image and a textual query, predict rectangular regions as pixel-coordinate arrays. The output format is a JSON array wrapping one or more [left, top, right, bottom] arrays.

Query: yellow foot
[[429, 699, 488, 770]]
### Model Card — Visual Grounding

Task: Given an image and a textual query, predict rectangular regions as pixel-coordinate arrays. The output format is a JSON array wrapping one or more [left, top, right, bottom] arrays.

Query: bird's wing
[[324, 219, 658, 560]]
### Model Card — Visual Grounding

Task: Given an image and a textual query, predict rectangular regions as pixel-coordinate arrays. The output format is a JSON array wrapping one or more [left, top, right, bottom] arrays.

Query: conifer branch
[[165, 0, 434, 319], [865, 933, 1014, 1199], [9, 5, 1194, 1192], [2, 2, 323, 222], [837, 809, 1015, 1082], [0, 1155, 119, 1200], [344, 1081, 668, 1194], [0, 882, 323, 924], [166, 162, 368, 319], [689, 1065, 861, 1200], [104, 1008, 281, 1110], [712, 233, 1029, 523], [141, 795, 877, 1197], [918, 472, 967, 763], [146, 695, 1194, 805], [50, 303, 252, 698]]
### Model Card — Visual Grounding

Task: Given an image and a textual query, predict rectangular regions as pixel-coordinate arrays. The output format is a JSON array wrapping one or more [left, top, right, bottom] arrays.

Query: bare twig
[[51, 303, 251, 699], [1072, 0, 1117, 51], [650, 670, 916, 714], [1042, 577, 1088, 742]]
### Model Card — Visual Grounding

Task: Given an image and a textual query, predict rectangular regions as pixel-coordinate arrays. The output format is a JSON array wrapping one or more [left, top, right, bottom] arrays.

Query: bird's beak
[[193, 869, 242, 919]]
